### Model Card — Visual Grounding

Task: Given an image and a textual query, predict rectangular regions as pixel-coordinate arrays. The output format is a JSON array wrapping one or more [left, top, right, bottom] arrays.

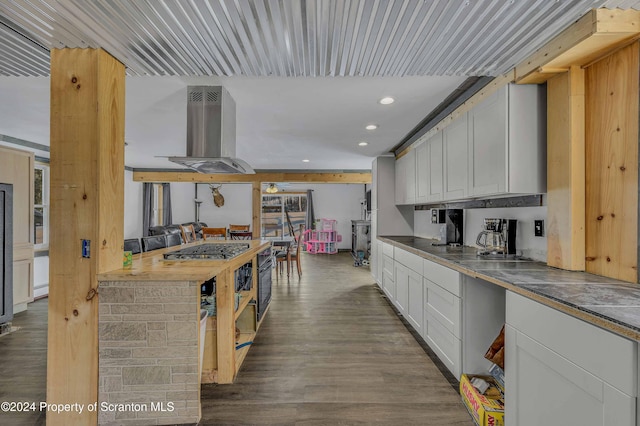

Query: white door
[[443, 113, 468, 200], [405, 268, 423, 333], [394, 263, 408, 314], [506, 325, 635, 426], [468, 87, 507, 196]]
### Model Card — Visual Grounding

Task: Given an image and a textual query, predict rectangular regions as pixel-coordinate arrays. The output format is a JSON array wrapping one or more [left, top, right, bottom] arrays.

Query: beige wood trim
[[133, 171, 371, 184], [516, 9, 640, 84], [252, 181, 260, 238], [546, 68, 586, 271], [261, 191, 308, 195], [216, 267, 235, 384], [585, 42, 639, 283], [47, 48, 125, 426]]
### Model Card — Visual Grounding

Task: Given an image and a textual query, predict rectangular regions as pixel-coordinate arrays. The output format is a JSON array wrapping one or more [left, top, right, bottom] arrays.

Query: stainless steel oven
[[257, 247, 272, 321]]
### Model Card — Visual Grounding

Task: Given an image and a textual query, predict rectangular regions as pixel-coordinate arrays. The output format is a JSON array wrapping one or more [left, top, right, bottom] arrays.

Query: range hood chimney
[[169, 86, 255, 174]]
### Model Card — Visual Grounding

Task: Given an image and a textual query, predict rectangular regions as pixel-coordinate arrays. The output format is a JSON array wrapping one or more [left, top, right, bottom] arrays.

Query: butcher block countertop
[[379, 236, 640, 342], [98, 239, 271, 282]]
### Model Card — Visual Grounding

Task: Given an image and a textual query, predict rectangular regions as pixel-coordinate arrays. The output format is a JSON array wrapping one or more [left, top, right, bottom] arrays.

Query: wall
[[286, 183, 366, 250], [167, 182, 365, 250], [33, 256, 48, 298], [414, 205, 548, 262], [169, 182, 253, 229], [123, 170, 143, 238]]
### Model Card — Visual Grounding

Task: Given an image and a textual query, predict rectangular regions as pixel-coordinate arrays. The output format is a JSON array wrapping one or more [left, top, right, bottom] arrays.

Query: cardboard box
[[460, 374, 505, 426], [488, 363, 505, 393]]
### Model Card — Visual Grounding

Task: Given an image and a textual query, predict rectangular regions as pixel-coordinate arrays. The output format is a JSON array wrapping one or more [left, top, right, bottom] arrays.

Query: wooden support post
[[585, 42, 639, 282], [252, 181, 261, 238], [47, 48, 125, 425], [546, 66, 586, 271], [216, 268, 236, 383]]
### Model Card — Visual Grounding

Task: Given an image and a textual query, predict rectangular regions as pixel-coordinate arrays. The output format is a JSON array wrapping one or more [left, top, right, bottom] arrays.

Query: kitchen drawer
[[423, 258, 460, 296], [425, 278, 461, 338], [506, 291, 637, 396], [424, 310, 461, 379], [382, 242, 394, 258], [395, 247, 422, 273], [382, 269, 395, 301]]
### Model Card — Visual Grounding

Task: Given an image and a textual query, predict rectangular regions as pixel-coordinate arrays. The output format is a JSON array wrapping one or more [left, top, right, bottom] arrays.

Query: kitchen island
[[96, 239, 270, 426]]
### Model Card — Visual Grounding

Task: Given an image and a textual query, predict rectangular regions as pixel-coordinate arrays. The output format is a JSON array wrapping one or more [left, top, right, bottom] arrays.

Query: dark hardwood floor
[[200, 252, 473, 425], [0, 297, 47, 426], [0, 252, 473, 425]]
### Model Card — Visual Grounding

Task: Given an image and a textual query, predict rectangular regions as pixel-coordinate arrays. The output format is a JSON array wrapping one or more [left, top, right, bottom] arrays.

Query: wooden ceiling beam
[[133, 171, 372, 184], [515, 9, 640, 84]]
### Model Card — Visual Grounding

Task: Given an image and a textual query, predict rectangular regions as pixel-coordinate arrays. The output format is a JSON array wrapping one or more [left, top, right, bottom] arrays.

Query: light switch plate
[[534, 220, 544, 237]]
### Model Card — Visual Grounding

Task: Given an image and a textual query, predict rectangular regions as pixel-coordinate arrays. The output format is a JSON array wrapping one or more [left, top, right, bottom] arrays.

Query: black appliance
[[0, 183, 13, 325], [163, 243, 250, 260], [431, 208, 464, 246], [257, 247, 272, 322], [235, 262, 253, 292], [365, 190, 371, 212]]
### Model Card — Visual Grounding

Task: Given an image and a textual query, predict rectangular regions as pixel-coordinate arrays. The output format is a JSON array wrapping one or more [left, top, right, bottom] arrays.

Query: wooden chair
[[276, 225, 304, 278], [202, 227, 227, 240], [180, 224, 197, 243], [229, 224, 250, 232], [230, 230, 253, 240]]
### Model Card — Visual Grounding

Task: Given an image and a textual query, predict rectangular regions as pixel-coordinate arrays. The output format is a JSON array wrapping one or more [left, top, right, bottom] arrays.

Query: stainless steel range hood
[[169, 86, 255, 174]]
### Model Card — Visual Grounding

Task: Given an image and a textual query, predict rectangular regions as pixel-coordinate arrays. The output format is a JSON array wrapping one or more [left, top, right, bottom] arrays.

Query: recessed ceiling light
[[358, 141, 368, 146], [379, 97, 395, 105], [365, 124, 378, 130], [302, 159, 310, 163]]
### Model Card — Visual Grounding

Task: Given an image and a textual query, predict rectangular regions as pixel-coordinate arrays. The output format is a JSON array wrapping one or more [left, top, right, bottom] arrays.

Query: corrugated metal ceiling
[[0, 0, 639, 77]]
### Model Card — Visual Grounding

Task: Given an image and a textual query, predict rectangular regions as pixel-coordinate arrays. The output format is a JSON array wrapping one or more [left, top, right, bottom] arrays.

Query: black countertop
[[378, 236, 640, 341]]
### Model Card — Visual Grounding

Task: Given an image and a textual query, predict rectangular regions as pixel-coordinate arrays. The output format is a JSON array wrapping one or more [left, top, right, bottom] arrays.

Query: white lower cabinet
[[382, 254, 395, 301], [395, 263, 409, 314], [394, 251, 424, 334], [506, 291, 636, 426], [422, 258, 463, 379]]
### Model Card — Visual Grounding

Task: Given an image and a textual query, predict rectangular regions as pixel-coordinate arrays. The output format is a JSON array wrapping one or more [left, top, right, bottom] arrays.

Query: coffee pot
[[476, 218, 517, 256]]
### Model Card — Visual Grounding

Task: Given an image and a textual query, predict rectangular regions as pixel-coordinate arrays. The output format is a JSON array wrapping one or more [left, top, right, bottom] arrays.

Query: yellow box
[[123, 251, 132, 267], [460, 374, 505, 426]]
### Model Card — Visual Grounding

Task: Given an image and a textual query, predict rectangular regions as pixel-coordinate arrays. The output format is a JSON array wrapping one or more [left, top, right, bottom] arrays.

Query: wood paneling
[[585, 42, 639, 283], [252, 181, 260, 238], [47, 48, 125, 425], [133, 171, 371, 184], [547, 67, 586, 271]]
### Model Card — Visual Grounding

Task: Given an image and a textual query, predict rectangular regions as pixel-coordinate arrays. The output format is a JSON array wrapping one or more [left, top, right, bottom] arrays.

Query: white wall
[[414, 206, 548, 262], [124, 170, 143, 238], [170, 182, 253, 228], [33, 255, 49, 298], [287, 183, 366, 249]]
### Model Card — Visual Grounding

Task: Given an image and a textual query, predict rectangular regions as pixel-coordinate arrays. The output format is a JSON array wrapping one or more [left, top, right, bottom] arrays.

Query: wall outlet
[[534, 220, 544, 237]]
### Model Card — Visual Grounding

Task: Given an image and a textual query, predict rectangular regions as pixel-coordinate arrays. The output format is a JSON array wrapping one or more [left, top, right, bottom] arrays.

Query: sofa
[[148, 222, 208, 243]]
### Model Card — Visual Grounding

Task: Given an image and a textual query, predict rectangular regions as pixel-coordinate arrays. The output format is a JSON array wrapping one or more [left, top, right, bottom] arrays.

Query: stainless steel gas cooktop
[[163, 243, 250, 260]]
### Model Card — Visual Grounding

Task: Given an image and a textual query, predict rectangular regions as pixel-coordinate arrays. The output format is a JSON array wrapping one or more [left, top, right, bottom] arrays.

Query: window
[[261, 193, 307, 238], [34, 163, 49, 249]]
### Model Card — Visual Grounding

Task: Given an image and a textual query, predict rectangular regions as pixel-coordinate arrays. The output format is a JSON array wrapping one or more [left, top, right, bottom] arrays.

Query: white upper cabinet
[[468, 84, 546, 197], [443, 112, 468, 201], [415, 132, 444, 204], [395, 149, 415, 205]]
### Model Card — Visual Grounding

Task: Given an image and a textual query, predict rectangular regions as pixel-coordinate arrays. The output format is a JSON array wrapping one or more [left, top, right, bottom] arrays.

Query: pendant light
[[266, 183, 278, 194]]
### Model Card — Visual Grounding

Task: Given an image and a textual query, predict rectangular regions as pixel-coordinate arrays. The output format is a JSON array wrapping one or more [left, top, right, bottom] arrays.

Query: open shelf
[[234, 290, 254, 320], [234, 331, 256, 374]]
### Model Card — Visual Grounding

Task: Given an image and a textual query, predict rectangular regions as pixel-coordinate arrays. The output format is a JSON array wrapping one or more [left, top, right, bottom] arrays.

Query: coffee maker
[[476, 218, 517, 256], [431, 209, 464, 246]]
